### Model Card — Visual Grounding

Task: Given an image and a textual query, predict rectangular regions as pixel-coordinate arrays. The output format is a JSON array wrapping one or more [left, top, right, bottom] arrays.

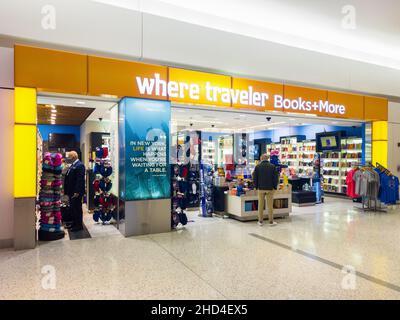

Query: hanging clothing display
[[374, 167, 400, 205], [352, 167, 380, 198], [171, 163, 189, 229], [345, 168, 359, 198]]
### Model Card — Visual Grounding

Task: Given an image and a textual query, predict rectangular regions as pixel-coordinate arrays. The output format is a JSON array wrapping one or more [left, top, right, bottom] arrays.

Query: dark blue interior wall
[[253, 125, 362, 142], [38, 125, 81, 142]]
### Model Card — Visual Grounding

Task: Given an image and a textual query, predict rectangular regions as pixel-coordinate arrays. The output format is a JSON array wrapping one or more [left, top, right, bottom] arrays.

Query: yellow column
[[372, 121, 388, 168], [14, 87, 37, 198]]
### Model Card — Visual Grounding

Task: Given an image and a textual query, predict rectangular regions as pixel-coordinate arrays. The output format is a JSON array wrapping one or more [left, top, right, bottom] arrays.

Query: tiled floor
[[1, 197, 400, 300], [82, 208, 121, 239]]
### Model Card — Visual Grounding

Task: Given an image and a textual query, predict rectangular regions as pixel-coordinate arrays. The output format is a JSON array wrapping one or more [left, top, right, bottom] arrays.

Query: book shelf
[[266, 135, 362, 195]]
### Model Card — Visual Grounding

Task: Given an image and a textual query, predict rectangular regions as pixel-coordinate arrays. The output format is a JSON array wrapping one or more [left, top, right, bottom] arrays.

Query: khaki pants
[[258, 190, 274, 223]]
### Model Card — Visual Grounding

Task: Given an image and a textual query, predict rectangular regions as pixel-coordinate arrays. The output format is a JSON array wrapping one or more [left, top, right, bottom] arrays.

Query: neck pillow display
[[99, 195, 112, 208], [51, 153, 63, 167], [99, 179, 112, 192], [95, 147, 104, 159], [102, 147, 109, 159], [100, 165, 113, 177], [93, 179, 101, 192]]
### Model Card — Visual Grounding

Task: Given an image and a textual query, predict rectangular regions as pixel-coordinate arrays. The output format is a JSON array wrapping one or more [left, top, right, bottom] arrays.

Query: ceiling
[[37, 95, 117, 125], [92, 0, 400, 70], [171, 105, 363, 133], [38, 104, 95, 126]]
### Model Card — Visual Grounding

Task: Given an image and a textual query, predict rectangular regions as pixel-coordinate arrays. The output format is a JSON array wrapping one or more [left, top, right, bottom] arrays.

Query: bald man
[[64, 151, 86, 232]]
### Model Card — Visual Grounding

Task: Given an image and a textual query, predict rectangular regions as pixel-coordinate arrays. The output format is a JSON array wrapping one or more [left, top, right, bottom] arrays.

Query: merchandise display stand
[[225, 185, 292, 221], [322, 137, 362, 194], [38, 153, 65, 241], [268, 135, 362, 196], [199, 164, 215, 217], [92, 147, 117, 224], [171, 163, 189, 228]]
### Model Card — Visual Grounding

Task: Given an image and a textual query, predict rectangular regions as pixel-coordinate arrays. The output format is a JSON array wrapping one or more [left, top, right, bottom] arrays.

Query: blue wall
[[38, 125, 81, 142], [253, 125, 363, 142]]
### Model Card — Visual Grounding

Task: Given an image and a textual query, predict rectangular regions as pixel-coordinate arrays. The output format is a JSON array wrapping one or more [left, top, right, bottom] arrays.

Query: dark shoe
[[64, 224, 73, 229]]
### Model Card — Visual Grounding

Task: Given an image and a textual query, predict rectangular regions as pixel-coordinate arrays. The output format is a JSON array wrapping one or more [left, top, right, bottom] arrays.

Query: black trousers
[[70, 195, 83, 228]]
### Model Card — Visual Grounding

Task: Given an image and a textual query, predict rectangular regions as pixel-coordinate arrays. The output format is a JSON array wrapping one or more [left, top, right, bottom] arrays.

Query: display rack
[[217, 135, 233, 167], [322, 137, 362, 194], [202, 139, 216, 166], [267, 138, 315, 178]]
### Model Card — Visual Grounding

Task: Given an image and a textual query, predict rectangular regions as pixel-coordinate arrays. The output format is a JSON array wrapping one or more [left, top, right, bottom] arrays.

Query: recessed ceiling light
[[331, 121, 338, 124], [76, 101, 86, 105], [100, 94, 118, 99]]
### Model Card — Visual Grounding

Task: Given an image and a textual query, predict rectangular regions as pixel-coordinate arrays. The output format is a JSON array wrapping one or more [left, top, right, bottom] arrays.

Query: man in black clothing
[[252, 153, 279, 226], [64, 151, 85, 232]]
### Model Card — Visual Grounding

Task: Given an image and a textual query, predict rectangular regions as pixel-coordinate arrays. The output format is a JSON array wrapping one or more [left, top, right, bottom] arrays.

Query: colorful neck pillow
[[99, 179, 112, 192]]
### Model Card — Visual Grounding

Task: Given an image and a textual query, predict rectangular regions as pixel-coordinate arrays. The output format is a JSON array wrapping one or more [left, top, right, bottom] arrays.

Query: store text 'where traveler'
[[136, 73, 269, 107], [135, 73, 346, 115]]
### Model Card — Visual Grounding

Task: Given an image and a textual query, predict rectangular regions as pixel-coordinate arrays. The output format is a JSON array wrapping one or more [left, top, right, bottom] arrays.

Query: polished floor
[[1, 197, 400, 300]]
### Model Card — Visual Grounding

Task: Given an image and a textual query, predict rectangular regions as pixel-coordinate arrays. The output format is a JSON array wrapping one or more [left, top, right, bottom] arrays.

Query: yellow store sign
[[14, 45, 387, 121]]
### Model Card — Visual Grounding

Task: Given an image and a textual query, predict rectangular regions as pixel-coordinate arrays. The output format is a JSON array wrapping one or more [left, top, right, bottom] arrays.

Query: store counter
[[224, 185, 292, 221]]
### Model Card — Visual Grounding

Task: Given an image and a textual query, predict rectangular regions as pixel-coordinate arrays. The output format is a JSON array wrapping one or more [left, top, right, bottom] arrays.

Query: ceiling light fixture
[[51, 105, 56, 109], [51, 109, 57, 113], [76, 101, 86, 105]]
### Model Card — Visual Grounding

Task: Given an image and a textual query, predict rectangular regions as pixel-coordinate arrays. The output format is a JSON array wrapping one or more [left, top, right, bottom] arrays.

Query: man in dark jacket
[[252, 153, 279, 226], [64, 151, 85, 232]]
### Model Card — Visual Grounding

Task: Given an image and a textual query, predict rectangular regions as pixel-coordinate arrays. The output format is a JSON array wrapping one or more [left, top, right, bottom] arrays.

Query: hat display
[[38, 153, 65, 241]]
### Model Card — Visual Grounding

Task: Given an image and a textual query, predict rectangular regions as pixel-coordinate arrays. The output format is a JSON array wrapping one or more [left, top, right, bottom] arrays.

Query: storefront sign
[[274, 95, 346, 115], [136, 73, 269, 107], [135, 73, 349, 117], [15, 45, 387, 121], [119, 98, 171, 201]]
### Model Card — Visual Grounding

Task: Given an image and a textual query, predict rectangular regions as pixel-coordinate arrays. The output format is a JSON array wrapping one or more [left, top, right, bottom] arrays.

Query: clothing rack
[[376, 162, 392, 176], [354, 163, 387, 213]]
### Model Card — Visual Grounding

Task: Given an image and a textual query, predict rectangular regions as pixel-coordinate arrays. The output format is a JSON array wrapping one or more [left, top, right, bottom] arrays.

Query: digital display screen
[[320, 136, 338, 148], [249, 144, 261, 160], [316, 131, 342, 152]]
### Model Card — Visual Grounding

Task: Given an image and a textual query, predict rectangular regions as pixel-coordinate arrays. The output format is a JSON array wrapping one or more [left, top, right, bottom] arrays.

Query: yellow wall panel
[[14, 125, 36, 198], [15, 87, 37, 124], [15, 45, 87, 94], [372, 121, 388, 141], [372, 141, 388, 168]]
